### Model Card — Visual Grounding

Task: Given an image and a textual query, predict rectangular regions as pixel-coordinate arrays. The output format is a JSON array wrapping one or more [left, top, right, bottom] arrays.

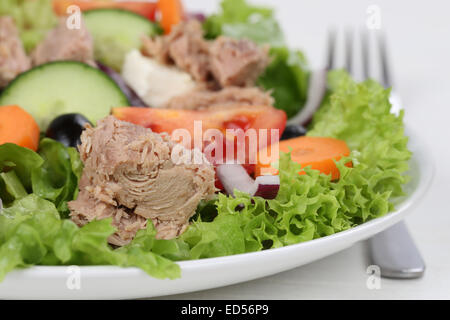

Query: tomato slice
[[53, 0, 158, 20], [112, 105, 287, 169]]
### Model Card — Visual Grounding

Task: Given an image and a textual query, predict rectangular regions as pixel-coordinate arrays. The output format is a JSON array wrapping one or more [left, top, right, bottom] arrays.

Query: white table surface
[[153, 0, 450, 300]]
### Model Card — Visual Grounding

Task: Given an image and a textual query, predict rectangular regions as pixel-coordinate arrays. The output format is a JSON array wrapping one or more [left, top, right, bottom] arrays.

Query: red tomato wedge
[[53, 0, 158, 20], [112, 105, 287, 168]]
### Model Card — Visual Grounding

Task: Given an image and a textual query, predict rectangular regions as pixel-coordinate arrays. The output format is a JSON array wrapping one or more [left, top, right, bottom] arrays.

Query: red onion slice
[[253, 175, 280, 199], [216, 164, 280, 200], [187, 12, 206, 22]]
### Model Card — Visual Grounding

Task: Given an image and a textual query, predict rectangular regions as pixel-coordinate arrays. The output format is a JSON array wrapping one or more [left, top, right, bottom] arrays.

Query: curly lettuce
[[179, 70, 411, 258]]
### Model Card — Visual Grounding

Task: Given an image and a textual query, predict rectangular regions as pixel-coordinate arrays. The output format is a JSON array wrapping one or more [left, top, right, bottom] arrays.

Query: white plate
[[0, 127, 434, 299]]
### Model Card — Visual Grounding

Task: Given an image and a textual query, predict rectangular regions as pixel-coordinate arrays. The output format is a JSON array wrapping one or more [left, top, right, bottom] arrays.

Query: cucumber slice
[[83, 8, 160, 71], [0, 61, 129, 130]]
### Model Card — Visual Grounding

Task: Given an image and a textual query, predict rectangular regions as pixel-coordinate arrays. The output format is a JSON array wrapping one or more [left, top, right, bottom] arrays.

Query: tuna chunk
[[70, 191, 148, 246], [141, 20, 269, 88], [142, 20, 210, 82], [166, 86, 274, 110], [0, 17, 31, 88], [31, 18, 95, 66], [209, 37, 270, 87], [69, 116, 216, 245]]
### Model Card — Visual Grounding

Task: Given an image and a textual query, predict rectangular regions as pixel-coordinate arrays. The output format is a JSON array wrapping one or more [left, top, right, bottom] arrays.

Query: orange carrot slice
[[0, 105, 40, 151], [256, 136, 352, 180], [158, 0, 185, 34]]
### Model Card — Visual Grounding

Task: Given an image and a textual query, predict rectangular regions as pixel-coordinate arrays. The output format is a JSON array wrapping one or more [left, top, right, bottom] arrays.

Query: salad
[[0, 0, 411, 281]]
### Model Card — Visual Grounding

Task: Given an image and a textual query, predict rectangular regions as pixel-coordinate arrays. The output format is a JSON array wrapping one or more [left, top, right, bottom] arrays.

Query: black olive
[[281, 124, 307, 140], [46, 113, 92, 148]]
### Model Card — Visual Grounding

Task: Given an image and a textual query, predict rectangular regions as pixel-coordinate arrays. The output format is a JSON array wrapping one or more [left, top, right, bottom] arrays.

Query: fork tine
[[361, 28, 370, 80], [345, 28, 353, 74], [377, 31, 392, 87], [326, 28, 337, 70]]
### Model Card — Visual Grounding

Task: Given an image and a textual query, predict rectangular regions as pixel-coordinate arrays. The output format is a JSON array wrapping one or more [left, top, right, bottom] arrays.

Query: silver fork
[[328, 28, 426, 279]]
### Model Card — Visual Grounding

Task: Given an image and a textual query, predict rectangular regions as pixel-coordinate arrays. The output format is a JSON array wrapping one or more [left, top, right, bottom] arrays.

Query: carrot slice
[[0, 105, 40, 151], [256, 136, 352, 180], [158, 0, 185, 34]]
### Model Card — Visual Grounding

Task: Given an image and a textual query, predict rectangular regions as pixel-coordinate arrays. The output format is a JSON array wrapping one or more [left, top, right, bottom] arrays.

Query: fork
[[327, 28, 426, 279]]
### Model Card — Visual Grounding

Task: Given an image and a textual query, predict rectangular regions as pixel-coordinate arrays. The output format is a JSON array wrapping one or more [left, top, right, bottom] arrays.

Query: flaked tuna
[[0, 17, 31, 88], [209, 36, 270, 88], [166, 86, 274, 110], [141, 20, 270, 89], [31, 17, 95, 67], [69, 116, 216, 246]]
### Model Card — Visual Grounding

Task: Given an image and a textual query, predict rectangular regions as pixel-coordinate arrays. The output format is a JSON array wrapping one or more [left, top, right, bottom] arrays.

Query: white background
[[155, 0, 450, 299]]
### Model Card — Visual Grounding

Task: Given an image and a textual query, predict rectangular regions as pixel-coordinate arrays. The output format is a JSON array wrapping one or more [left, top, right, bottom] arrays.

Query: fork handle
[[368, 221, 425, 279]]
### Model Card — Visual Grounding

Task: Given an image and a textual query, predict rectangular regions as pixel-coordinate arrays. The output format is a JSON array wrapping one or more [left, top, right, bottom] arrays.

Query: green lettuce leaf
[[220, 15, 284, 47], [0, 143, 43, 205], [32, 138, 82, 216], [0, 195, 181, 281], [0, 143, 43, 191], [181, 211, 246, 259], [0, 195, 60, 280], [204, 0, 282, 47], [0, 171, 27, 202], [257, 47, 310, 118], [0, 139, 82, 216], [204, 0, 273, 40]]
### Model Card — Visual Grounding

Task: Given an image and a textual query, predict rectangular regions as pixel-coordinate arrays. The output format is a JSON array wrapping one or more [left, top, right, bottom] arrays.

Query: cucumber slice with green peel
[[0, 61, 129, 130], [83, 8, 161, 71]]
